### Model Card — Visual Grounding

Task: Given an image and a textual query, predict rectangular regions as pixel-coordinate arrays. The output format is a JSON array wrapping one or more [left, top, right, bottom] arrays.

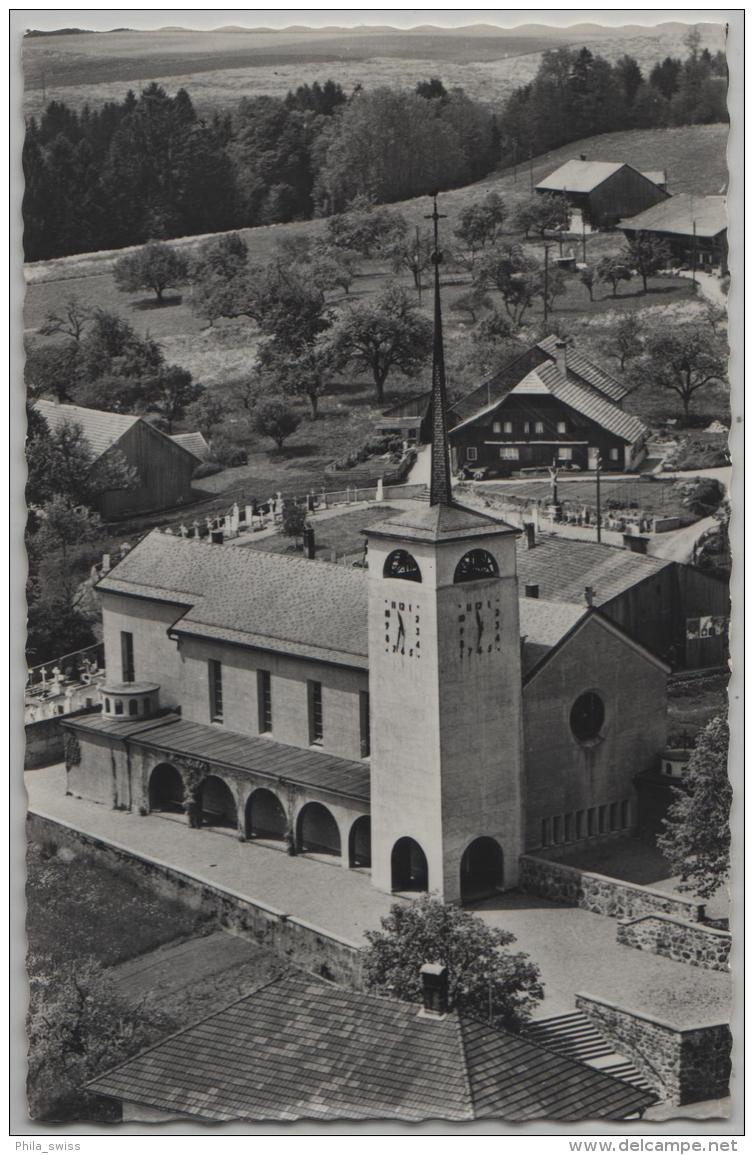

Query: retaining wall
[[27, 811, 362, 990], [519, 854, 705, 922], [617, 913, 731, 972], [576, 993, 731, 1105], [25, 706, 100, 770]]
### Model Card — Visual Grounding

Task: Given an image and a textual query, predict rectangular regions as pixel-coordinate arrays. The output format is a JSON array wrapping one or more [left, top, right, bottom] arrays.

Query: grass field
[[667, 671, 729, 742], [485, 476, 694, 521], [240, 505, 400, 561]]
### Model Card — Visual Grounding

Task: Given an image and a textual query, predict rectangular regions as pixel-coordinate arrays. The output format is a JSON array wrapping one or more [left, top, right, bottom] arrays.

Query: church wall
[[177, 635, 369, 763], [101, 593, 184, 707], [65, 730, 131, 809], [522, 617, 667, 850]]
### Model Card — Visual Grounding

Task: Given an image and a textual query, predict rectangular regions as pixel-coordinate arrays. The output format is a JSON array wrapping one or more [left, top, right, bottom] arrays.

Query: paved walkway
[[26, 766, 730, 1026]]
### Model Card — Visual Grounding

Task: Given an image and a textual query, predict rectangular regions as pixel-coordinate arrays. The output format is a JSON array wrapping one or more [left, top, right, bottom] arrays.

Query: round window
[[570, 691, 605, 742]]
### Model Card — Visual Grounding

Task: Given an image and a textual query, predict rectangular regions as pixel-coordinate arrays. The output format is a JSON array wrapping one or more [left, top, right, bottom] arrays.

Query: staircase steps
[[524, 1011, 656, 1099]]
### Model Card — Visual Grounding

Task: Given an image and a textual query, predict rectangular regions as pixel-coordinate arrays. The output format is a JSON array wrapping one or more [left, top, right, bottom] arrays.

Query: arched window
[[384, 549, 422, 583], [297, 802, 341, 857], [454, 549, 499, 584], [460, 837, 503, 903], [349, 815, 371, 868], [148, 763, 185, 814], [391, 837, 429, 892], [199, 775, 237, 829], [570, 691, 605, 742], [246, 788, 287, 841]]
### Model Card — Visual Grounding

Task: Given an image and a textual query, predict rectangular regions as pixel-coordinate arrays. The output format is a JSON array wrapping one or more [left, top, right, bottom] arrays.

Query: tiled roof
[[367, 501, 518, 543], [537, 160, 625, 194], [619, 194, 727, 239], [67, 713, 370, 801], [378, 391, 432, 420], [518, 598, 586, 674], [35, 400, 139, 460], [535, 362, 646, 445], [87, 973, 654, 1122], [642, 171, 666, 187], [517, 537, 672, 606], [537, 335, 627, 404], [170, 431, 211, 461]]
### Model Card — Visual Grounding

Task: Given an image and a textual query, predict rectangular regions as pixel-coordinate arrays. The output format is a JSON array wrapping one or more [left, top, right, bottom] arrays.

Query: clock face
[[384, 598, 421, 658], [458, 597, 502, 660]]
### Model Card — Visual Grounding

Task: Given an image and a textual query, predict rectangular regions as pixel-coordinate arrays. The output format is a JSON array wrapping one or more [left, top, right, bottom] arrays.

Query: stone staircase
[[524, 1011, 656, 1096]]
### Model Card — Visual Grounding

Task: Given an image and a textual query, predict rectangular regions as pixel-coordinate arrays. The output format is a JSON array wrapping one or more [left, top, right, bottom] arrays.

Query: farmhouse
[[375, 391, 432, 447], [535, 159, 669, 229], [448, 337, 647, 475], [618, 194, 728, 273], [87, 969, 654, 1122], [35, 399, 201, 517]]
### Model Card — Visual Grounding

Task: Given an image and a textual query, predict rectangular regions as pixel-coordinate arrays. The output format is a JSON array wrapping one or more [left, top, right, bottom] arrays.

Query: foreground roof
[[87, 973, 654, 1122], [517, 537, 672, 606], [35, 399, 139, 459], [619, 194, 727, 239]]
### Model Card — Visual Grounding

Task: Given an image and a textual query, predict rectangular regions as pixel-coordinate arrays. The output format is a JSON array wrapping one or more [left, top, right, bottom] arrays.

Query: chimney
[[580, 153, 587, 161], [554, 339, 568, 378], [524, 583, 540, 599], [523, 521, 536, 550], [584, 586, 595, 607], [101, 553, 111, 575], [420, 962, 449, 1018]]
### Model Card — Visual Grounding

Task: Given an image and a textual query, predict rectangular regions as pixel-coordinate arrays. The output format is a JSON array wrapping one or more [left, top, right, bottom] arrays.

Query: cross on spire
[[425, 193, 453, 507]]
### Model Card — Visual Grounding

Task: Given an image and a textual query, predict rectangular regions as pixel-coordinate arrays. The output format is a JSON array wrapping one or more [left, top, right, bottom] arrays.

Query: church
[[62, 202, 670, 905]]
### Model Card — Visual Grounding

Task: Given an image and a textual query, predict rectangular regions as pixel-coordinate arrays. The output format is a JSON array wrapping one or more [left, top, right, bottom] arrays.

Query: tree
[[27, 952, 176, 1121], [579, 265, 595, 302], [252, 398, 301, 450], [385, 230, 433, 291], [415, 77, 448, 101], [614, 54, 644, 107], [657, 717, 730, 900], [39, 295, 93, 343], [260, 336, 336, 419], [113, 240, 189, 303], [453, 193, 507, 270], [78, 310, 164, 383], [281, 499, 309, 547], [475, 245, 543, 327], [596, 254, 632, 298], [624, 234, 672, 291], [470, 310, 520, 377], [191, 232, 248, 282], [150, 365, 204, 431], [601, 314, 643, 371], [325, 198, 408, 258], [328, 284, 433, 403], [452, 286, 493, 324], [26, 413, 137, 509], [24, 341, 82, 401], [639, 325, 728, 421], [362, 895, 543, 1031], [511, 193, 569, 240]]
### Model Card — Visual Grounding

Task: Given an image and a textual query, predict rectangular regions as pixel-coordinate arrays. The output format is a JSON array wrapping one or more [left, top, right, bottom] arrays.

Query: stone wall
[[519, 854, 705, 922], [25, 707, 99, 770], [28, 812, 363, 991], [576, 993, 731, 1105], [617, 914, 731, 972]]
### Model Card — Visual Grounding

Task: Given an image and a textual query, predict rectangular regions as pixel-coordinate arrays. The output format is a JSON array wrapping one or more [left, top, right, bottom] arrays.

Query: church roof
[[366, 501, 518, 543], [517, 537, 672, 606], [518, 599, 587, 674], [87, 972, 654, 1122]]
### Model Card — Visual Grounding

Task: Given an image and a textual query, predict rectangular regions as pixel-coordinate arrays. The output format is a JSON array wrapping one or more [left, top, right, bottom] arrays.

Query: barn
[[618, 194, 728, 273], [536, 159, 669, 229], [35, 399, 201, 518], [375, 391, 432, 447], [448, 337, 647, 475]]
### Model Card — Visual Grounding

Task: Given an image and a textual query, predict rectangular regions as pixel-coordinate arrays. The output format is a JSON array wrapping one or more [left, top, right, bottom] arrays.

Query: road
[[647, 515, 718, 563]]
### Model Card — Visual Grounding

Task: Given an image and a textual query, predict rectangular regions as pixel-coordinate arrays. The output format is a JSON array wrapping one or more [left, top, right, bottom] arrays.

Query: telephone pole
[[595, 454, 603, 543], [529, 147, 534, 193], [543, 244, 552, 324], [415, 225, 423, 303], [692, 219, 698, 287]]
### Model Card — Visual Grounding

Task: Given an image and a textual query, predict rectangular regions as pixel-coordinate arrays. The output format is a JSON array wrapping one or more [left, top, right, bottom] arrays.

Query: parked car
[[459, 464, 498, 481]]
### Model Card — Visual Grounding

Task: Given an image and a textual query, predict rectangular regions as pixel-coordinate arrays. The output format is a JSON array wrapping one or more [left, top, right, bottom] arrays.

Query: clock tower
[[365, 196, 525, 903]]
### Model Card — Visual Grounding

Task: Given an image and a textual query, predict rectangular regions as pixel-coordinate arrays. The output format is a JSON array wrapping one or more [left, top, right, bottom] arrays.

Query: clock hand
[[475, 607, 484, 651], [395, 610, 406, 654]]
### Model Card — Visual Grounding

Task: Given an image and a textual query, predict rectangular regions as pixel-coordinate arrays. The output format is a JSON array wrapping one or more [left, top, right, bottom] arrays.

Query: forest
[[23, 37, 727, 262]]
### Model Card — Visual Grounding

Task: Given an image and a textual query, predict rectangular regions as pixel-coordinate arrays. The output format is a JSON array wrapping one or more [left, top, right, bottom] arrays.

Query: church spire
[[426, 193, 453, 507]]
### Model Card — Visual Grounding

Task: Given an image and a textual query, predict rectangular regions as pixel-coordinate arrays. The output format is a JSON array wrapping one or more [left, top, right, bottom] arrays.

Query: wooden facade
[[537, 161, 668, 229], [99, 422, 198, 518]]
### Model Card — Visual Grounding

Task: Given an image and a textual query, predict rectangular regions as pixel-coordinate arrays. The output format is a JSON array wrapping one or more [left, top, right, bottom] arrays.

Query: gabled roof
[[518, 598, 587, 674], [35, 399, 139, 459], [619, 194, 727, 239], [517, 537, 672, 606], [366, 501, 518, 544], [87, 972, 654, 1122], [170, 431, 211, 461], [536, 159, 666, 196], [537, 335, 627, 404], [378, 391, 432, 421]]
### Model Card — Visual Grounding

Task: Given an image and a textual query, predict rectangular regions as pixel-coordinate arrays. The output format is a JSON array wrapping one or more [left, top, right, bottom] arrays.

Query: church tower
[[365, 196, 525, 903]]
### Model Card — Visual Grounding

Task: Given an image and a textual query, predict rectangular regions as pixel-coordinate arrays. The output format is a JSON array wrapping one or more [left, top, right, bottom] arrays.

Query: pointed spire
[[425, 192, 453, 507]]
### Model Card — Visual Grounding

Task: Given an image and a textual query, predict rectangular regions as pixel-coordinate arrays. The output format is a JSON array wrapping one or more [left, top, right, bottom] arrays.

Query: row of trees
[[498, 33, 728, 164], [22, 78, 502, 261]]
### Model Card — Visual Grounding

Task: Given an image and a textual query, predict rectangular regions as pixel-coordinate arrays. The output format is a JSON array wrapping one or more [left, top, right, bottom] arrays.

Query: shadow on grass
[[132, 294, 184, 310]]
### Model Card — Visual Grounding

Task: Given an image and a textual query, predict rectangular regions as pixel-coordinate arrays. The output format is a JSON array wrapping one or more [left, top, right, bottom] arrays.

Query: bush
[[192, 460, 223, 479], [673, 476, 725, 517], [211, 434, 248, 467]]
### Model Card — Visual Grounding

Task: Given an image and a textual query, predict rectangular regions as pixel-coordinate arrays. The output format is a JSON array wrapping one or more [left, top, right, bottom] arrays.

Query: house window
[[609, 802, 619, 831], [523, 422, 531, 434], [466, 446, 478, 461], [308, 681, 323, 745], [209, 660, 223, 722], [598, 805, 608, 834], [114, 699, 124, 716], [499, 447, 519, 461], [575, 810, 585, 839], [534, 421, 544, 434], [257, 670, 272, 733], [557, 421, 567, 434], [104, 698, 111, 714], [128, 699, 138, 716], [570, 691, 605, 742], [503, 421, 513, 434], [552, 815, 562, 844], [609, 447, 620, 461], [621, 800, 631, 828], [541, 818, 551, 847], [359, 691, 370, 758], [564, 813, 573, 843], [492, 421, 502, 434], [587, 807, 596, 836], [557, 447, 573, 461], [120, 631, 135, 683]]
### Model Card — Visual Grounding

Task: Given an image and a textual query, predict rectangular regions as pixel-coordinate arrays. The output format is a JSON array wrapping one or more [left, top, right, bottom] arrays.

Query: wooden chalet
[[35, 400, 202, 518], [618, 194, 728, 273], [536, 159, 669, 229]]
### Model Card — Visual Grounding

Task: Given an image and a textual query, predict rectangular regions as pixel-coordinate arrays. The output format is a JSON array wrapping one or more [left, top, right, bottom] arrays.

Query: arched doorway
[[460, 837, 504, 903], [148, 763, 184, 814], [246, 788, 287, 841], [297, 802, 341, 857], [199, 775, 237, 830], [391, 837, 428, 892], [349, 815, 371, 868]]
